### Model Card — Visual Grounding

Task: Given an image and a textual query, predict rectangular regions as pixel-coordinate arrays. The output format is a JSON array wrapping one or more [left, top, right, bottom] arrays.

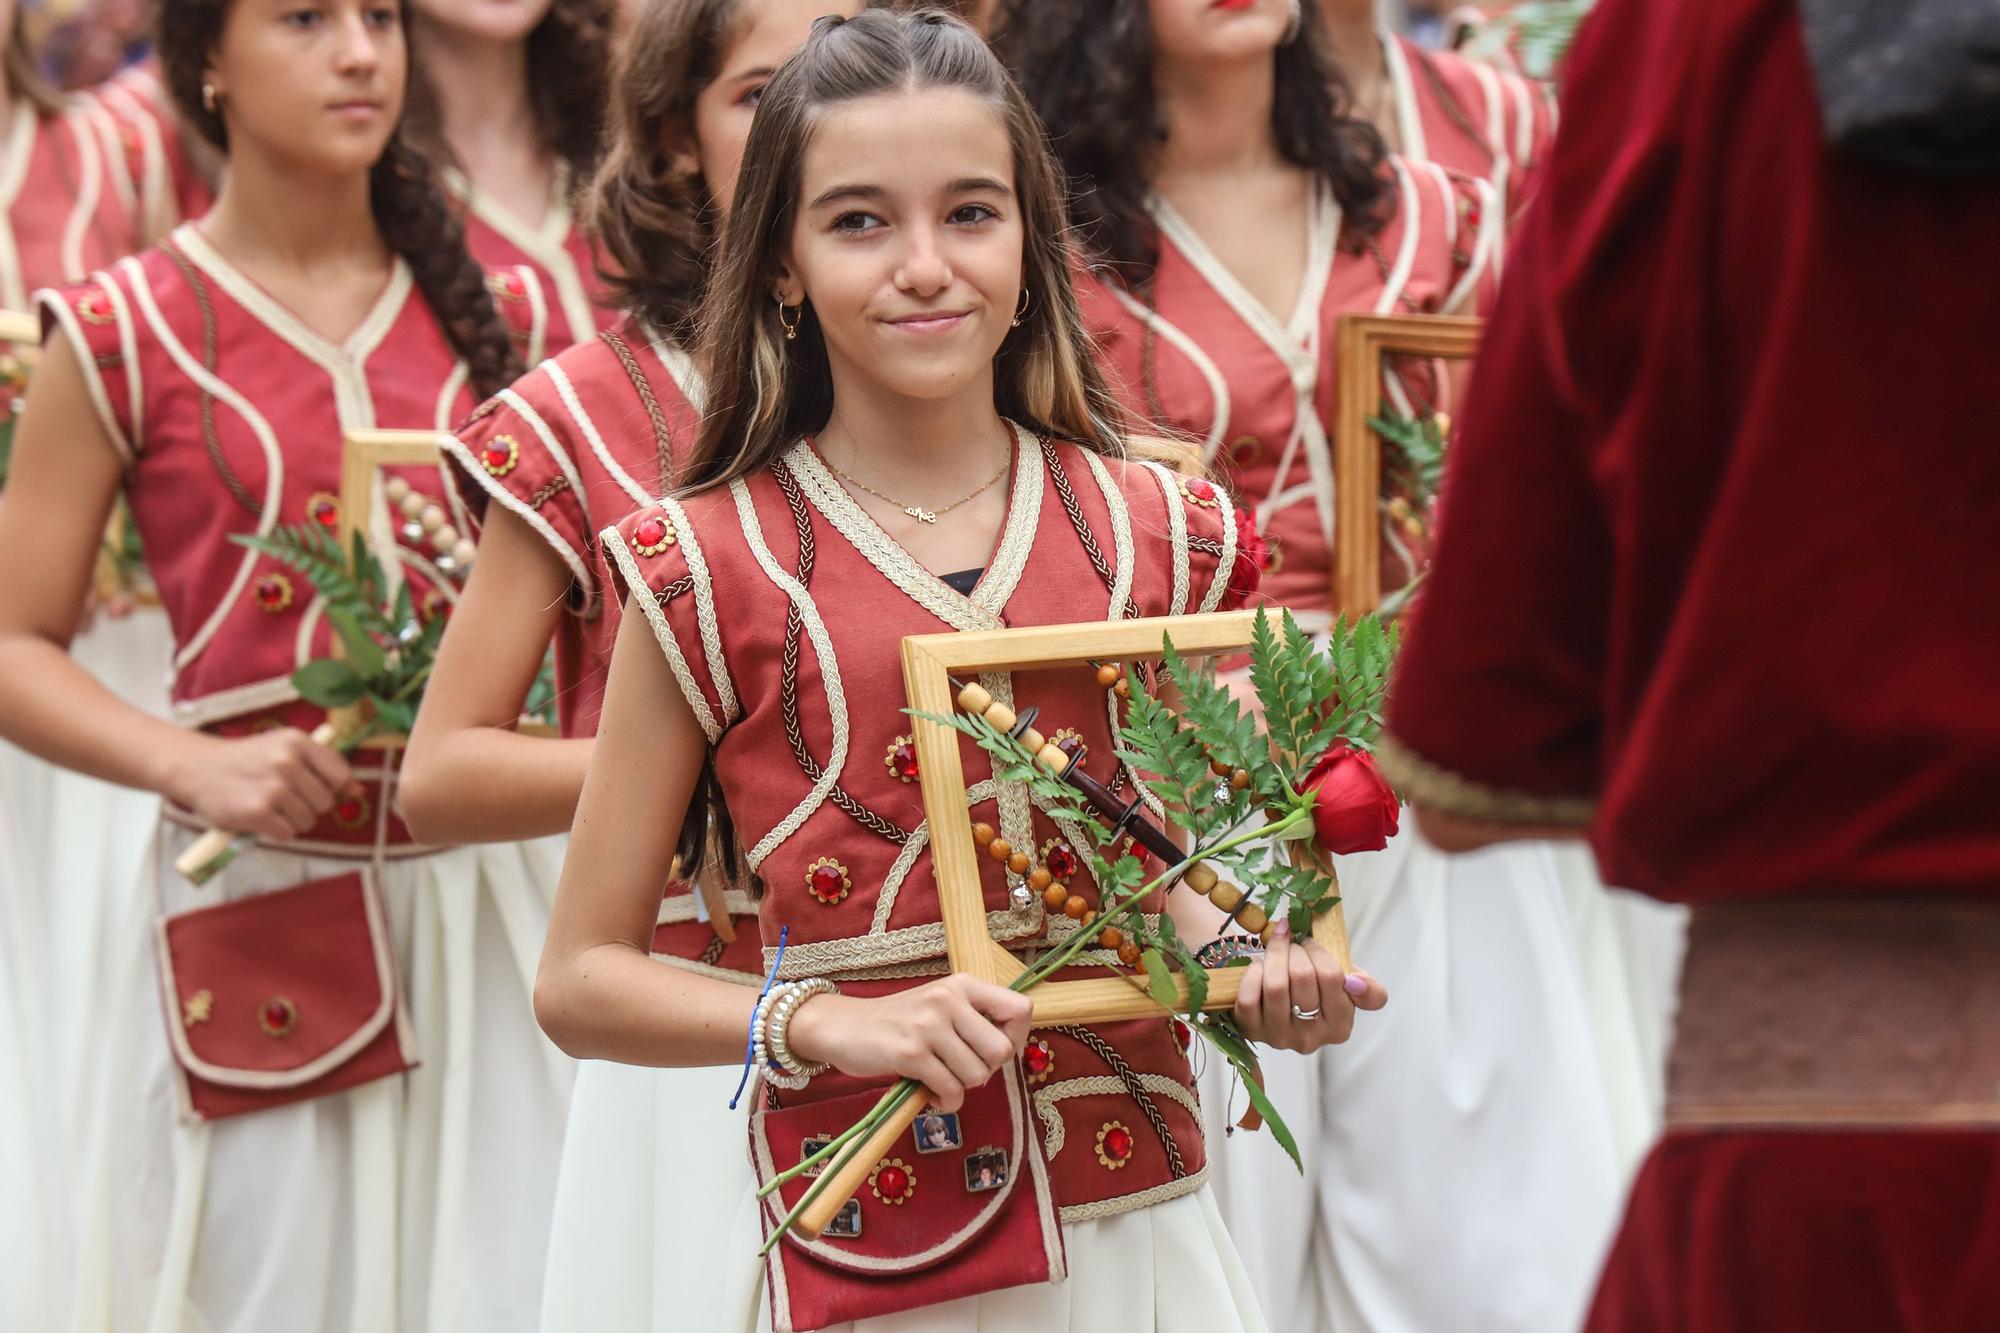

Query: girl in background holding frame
[[398, 2, 861, 1328], [1002, 3, 1629, 1331], [0, 0, 575, 1325], [536, 11, 1383, 1330]]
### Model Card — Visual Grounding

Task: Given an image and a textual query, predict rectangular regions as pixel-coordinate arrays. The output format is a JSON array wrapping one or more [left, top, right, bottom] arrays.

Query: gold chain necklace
[[821, 451, 1010, 525]]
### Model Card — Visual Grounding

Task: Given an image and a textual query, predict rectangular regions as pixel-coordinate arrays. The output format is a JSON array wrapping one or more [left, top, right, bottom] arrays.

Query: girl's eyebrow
[[807, 177, 1015, 210]]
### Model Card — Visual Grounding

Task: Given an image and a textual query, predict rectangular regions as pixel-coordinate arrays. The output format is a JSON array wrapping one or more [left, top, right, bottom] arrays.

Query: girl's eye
[[283, 8, 323, 28], [736, 82, 766, 110], [950, 203, 1000, 225], [366, 5, 398, 28], [831, 211, 882, 234]]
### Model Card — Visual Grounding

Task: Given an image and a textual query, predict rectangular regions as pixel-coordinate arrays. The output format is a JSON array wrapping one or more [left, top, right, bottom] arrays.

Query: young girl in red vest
[[0, 0, 574, 1325], [409, 0, 617, 349], [1002, 4, 1634, 1330], [536, 11, 1383, 1330], [399, 1, 858, 1327]]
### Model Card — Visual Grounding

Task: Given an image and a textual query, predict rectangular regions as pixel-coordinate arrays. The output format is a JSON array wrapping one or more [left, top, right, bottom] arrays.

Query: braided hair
[[156, 0, 522, 398]]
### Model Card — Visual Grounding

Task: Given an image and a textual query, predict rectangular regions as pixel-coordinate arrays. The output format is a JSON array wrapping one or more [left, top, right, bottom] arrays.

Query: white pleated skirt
[[540, 1061, 1267, 1332], [1198, 828, 1684, 1333], [0, 610, 172, 1328], [54, 823, 573, 1333]]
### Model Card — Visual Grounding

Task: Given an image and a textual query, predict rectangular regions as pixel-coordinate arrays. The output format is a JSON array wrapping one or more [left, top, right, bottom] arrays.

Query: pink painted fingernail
[[1343, 973, 1367, 997], [1272, 918, 1290, 939]]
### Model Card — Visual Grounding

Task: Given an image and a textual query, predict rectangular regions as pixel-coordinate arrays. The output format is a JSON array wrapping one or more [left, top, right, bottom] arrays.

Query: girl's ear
[[771, 253, 802, 307], [659, 116, 700, 181]]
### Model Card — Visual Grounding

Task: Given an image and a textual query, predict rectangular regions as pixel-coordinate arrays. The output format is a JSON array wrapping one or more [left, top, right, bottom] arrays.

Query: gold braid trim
[[1375, 732, 1596, 827], [1057, 1167, 1208, 1224]]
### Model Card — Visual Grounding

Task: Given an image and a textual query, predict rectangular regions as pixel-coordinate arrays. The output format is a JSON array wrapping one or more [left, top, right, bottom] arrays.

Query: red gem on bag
[[333, 793, 370, 829], [259, 996, 299, 1037], [1043, 843, 1077, 880], [1171, 1019, 1192, 1055], [1023, 1037, 1054, 1084], [870, 1159, 914, 1205]]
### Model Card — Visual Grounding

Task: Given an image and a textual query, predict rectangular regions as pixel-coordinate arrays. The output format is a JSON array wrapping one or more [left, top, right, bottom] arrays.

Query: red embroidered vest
[[37, 225, 546, 854], [603, 429, 1245, 1235]]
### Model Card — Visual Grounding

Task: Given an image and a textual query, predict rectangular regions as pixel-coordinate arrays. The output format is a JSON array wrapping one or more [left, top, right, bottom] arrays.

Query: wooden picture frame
[[901, 610, 1350, 1026], [1331, 313, 1483, 615], [0, 308, 38, 345]]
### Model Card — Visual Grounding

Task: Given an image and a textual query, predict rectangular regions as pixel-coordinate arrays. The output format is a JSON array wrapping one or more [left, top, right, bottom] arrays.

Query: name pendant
[[904, 506, 938, 524]]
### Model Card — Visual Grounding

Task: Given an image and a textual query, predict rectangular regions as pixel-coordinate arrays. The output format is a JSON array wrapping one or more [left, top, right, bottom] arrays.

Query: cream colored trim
[[732, 476, 848, 870], [0, 103, 37, 308], [433, 363, 468, 432], [599, 523, 723, 744], [1058, 1168, 1208, 1224], [1195, 477, 1239, 616], [543, 358, 651, 506], [518, 262, 550, 366], [755, 1064, 1030, 1272], [1033, 1073, 1202, 1160], [56, 107, 104, 284], [1375, 731, 1596, 827], [34, 284, 133, 462], [1100, 278, 1230, 457], [154, 869, 401, 1089], [169, 674, 298, 727], [158, 802, 437, 862], [1139, 460, 1193, 615], [497, 384, 589, 499], [440, 433, 593, 600], [1383, 34, 1427, 162], [443, 166, 597, 344], [1080, 449, 1136, 615], [122, 252, 287, 676], [664, 492, 740, 721], [1465, 59, 1514, 221], [653, 954, 763, 985], [171, 224, 412, 432], [654, 886, 757, 924], [1377, 160, 1423, 315], [783, 424, 1043, 633], [1443, 175, 1504, 316]]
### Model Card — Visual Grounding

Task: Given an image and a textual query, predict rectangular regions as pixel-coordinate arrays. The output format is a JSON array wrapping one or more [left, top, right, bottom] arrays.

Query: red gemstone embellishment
[[870, 1157, 915, 1205], [1171, 1019, 1192, 1054], [1023, 1038, 1054, 1084], [1053, 731, 1085, 758], [1179, 477, 1222, 508], [307, 492, 341, 529], [1465, 198, 1484, 229], [488, 271, 527, 302], [258, 996, 299, 1037], [79, 290, 113, 325], [1096, 1120, 1134, 1169], [480, 434, 520, 477], [252, 572, 293, 613], [333, 793, 370, 829], [884, 737, 920, 783], [631, 514, 677, 556], [807, 857, 851, 905], [1044, 843, 1077, 880]]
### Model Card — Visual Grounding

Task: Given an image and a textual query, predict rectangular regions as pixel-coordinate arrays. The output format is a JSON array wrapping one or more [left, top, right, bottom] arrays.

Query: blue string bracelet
[[729, 924, 789, 1110]]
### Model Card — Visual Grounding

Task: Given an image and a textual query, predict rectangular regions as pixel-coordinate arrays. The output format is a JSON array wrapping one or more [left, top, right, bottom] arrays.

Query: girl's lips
[[885, 312, 971, 334], [1212, 0, 1258, 10]]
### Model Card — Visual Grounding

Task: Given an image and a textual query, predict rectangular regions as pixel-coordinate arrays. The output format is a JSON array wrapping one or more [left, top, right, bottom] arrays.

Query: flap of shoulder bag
[[752, 1065, 1056, 1278], [154, 869, 403, 1090]]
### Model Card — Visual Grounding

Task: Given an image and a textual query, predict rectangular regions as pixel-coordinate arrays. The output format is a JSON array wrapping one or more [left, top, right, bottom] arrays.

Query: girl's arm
[[0, 337, 352, 838], [534, 597, 1034, 1112], [399, 505, 594, 844]]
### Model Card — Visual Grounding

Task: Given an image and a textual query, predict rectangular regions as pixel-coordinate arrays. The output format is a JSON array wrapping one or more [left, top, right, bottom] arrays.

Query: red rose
[[1302, 745, 1400, 854], [1225, 507, 1268, 611]]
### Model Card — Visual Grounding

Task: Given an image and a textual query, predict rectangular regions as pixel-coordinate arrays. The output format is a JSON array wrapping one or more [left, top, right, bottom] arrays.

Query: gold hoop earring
[[1012, 288, 1030, 329], [777, 300, 802, 342], [202, 83, 218, 113]]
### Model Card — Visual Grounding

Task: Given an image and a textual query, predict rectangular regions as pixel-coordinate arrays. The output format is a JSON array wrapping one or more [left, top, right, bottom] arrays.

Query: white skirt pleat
[[673, 1179, 1266, 1333], [537, 1057, 758, 1333], [59, 824, 573, 1333], [1197, 829, 1648, 1333]]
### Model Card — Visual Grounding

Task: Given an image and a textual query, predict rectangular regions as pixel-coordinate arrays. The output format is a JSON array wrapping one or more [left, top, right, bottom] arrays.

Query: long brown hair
[[683, 7, 1129, 495], [584, 0, 746, 341], [406, 0, 614, 188], [156, 0, 522, 397], [993, 0, 1390, 285]]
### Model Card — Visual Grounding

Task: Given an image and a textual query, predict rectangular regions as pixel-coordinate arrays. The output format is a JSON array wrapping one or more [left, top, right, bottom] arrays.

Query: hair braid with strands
[[155, 0, 523, 399]]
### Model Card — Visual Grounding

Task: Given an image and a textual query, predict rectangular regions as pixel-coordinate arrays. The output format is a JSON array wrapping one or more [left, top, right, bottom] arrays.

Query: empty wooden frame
[[901, 610, 1350, 1026], [1331, 313, 1483, 615]]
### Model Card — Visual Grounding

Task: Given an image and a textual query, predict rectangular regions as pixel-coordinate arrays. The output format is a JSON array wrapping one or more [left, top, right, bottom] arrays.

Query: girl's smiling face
[[774, 85, 1024, 408]]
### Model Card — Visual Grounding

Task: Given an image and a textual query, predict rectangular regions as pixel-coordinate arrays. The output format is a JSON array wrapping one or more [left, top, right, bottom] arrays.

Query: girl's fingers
[[932, 1029, 995, 1094], [952, 1007, 1019, 1073], [1344, 968, 1389, 1011], [1232, 959, 1266, 1030], [909, 1053, 966, 1113]]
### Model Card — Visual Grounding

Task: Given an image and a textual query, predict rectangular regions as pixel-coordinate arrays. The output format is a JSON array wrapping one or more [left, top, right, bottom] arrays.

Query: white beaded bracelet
[[764, 977, 838, 1085]]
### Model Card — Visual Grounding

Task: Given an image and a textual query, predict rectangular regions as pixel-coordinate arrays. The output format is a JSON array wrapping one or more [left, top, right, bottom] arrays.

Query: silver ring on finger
[[1291, 1004, 1322, 1022]]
